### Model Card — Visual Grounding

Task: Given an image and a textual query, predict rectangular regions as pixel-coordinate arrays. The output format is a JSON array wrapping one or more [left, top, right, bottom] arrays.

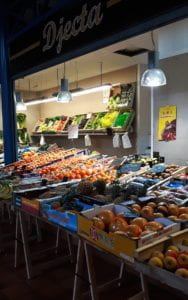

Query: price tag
[[87, 113, 92, 119], [68, 125, 78, 139], [122, 133, 132, 149]]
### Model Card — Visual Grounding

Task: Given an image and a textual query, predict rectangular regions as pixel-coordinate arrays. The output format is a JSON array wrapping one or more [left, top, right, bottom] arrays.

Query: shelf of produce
[[147, 166, 187, 191]]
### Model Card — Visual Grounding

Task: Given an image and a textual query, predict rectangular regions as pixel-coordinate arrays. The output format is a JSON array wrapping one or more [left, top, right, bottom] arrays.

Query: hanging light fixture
[[141, 47, 167, 87], [15, 91, 27, 111], [57, 63, 72, 103]]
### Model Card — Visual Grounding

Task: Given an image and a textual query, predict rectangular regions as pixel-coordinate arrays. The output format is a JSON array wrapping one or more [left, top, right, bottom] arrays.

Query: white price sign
[[68, 125, 79, 139]]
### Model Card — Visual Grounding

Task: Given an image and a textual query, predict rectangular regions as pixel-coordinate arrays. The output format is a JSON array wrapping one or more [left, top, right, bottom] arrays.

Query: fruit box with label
[[78, 204, 180, 259], [41, 198, 103, 232]]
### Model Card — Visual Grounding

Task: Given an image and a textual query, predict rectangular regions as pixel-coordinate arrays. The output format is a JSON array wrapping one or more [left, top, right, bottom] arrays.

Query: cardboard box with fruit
[[78, 204, 180, 260]]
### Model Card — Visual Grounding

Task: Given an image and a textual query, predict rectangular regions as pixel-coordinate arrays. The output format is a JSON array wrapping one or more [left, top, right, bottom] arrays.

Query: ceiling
[[15, 32, 153, 92], [15, 18, 188, 93]]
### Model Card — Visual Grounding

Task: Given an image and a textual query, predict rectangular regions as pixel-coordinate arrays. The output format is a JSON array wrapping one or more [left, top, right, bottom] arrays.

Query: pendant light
[[15, 80, 27, 111], [141, 51, 167, 87], [141, 31, 166, 87], [57, 62, 72, 103]]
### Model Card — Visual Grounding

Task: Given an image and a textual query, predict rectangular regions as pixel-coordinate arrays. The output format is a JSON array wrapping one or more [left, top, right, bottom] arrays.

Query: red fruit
[[98, 210, 115, 226], [92, 217, 105, 230], [165, 249, 179, 259], [131, 217, 147, 230], [109, 217, 128, 233], [123, 224, 142, 238]]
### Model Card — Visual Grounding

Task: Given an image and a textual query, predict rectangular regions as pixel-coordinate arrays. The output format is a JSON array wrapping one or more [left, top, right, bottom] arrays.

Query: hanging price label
[[68, 125, 78, 139], [122, 133, 132, 149]]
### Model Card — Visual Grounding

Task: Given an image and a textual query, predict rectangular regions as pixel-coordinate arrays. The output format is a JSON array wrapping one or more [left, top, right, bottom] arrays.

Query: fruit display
[[33, 109, 135, 133], [148, 244, 188, 279], [129, 201, 188, 222], [108, 83, 136, 109], [100, 111, 119, 128], [88, 112, 106, 129], [35, 116, 69, 133], [2, 148, 80, 172], [90, 208, 165, 239], [137, 164, 180, 181], [113, 111, 134, 130]]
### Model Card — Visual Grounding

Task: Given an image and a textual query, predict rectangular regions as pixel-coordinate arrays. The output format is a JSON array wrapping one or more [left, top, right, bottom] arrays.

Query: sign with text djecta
[[10, 0, 188, 76]]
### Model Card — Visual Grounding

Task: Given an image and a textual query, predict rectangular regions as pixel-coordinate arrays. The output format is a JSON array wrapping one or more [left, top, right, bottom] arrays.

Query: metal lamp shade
[[57, 79, 72, 103]]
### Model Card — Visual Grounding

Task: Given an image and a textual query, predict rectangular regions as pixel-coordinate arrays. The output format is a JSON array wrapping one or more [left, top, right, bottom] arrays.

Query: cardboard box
[[78, 204, 180, 261]]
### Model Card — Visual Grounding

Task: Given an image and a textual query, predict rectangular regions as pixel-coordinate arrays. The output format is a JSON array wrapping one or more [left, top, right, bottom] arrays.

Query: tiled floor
[[0, 220, 187, 300]]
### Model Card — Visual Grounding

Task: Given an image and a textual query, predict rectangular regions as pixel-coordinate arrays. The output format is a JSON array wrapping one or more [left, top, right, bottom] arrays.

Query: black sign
[[9, 0, 188, 77]]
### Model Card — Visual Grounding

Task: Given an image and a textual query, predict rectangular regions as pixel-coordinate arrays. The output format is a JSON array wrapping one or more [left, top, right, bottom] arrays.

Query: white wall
[[153, 53, 188, 165]]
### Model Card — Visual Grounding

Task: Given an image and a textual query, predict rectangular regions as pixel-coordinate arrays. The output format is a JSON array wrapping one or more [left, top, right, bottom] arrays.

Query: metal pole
[[0, 14, 17, 164], [150, 87, 154, 158]]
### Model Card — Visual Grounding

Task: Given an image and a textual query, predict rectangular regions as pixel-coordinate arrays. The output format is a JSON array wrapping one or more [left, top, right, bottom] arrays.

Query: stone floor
[[0, 220, 187, 300]]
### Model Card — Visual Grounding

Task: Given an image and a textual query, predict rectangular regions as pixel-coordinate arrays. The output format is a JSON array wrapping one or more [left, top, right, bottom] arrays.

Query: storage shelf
[[31, 130, 132, 137]]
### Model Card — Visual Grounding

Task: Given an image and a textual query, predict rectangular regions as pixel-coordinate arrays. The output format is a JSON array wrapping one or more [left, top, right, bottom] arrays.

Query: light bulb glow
[[141, 68, 167, 87], [57, 91, 72, 103], [16, 101, 27, 111]]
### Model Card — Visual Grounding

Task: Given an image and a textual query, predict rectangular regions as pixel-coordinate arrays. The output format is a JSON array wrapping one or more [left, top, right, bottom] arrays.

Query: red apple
[[177, 253, 188, 268], [165, 249, 179, 259]]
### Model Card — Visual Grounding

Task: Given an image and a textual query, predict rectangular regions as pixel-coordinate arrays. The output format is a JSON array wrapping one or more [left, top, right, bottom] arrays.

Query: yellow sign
[[158, 106, 177, 141]]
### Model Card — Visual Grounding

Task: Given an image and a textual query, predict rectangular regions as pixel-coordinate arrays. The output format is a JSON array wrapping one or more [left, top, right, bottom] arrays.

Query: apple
[[92, 217, 105, 230], [165, 249, 179, 259], [131, 204, 141, 211], [156, 205, 168, 217], [131, 217, 147, 230], [153, 212, 164, 218], [109, 217, 128, 233], [177, 253, 188, 268], [167, 245, 180, 252], [175, 268, 188, 279], [168, 204, 179, 216], [123, 224, 142, 238], [179, 207, 188, 215], [164, 256, 178, 270], [147, 202, 157, 209], [148, 257, 163, 268], [179, 213, 188, 220], [151, 251, 164, 261], [141, 206, 153, 218], [98, 210, 115, 226]]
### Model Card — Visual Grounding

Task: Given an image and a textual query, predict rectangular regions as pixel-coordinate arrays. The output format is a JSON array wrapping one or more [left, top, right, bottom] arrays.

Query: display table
[[14, 206, 188, 299]]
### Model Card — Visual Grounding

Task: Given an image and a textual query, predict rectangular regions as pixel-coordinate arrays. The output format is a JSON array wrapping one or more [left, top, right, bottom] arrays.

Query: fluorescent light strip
[[25, 97, 56, 106], [72, 85, 111, 97], [25, 84, 112, 106]]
